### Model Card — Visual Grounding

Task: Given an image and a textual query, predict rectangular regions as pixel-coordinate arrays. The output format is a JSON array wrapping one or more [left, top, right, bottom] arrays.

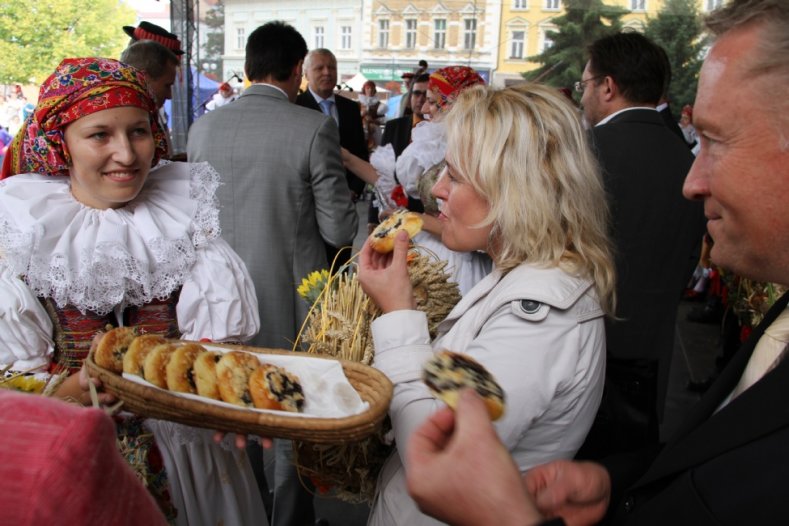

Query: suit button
[[624, 496, 635, 513]]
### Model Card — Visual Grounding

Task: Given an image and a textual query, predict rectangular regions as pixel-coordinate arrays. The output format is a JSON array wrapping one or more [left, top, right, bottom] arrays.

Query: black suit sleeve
[[600, 444, 662, 518], [381, 120, 396, 148], [297, 92, 367, 195], [336, 96, 368, 195], [381, 116, 411, 158]]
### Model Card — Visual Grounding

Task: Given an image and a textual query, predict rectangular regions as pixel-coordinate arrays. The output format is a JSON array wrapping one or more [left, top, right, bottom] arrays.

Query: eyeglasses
[[574, 75, 604, 93], [412, 90, 427, 97]]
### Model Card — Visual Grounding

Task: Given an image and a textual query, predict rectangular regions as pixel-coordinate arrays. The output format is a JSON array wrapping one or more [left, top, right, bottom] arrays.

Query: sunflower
[[297, 269, 331, 306]]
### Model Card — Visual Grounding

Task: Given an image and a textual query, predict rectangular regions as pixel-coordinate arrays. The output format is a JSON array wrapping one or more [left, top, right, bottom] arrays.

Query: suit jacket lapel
[[335, 96, 349, 130], [634, 292, 789, 487], [299, 91, 321, 112]]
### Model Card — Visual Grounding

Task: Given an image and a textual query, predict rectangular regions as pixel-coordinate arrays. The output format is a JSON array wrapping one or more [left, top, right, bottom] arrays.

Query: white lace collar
[[411, 120, 446, 143], [0, 161, 221, 315]]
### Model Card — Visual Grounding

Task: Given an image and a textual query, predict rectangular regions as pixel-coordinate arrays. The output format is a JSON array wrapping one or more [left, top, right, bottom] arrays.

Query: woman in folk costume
[[358, 83, 615, 525], [0, 58, 267, 526], [342, 66, 492, 295]]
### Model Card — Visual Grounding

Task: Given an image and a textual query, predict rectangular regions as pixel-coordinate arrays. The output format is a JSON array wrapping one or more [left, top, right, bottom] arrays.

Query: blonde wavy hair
[[443, 83, 616, 315]]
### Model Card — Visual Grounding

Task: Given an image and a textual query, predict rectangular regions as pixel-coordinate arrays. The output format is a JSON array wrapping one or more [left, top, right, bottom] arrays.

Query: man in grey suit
[[187, 21, 358, 526], [187, 21, 357, 350]]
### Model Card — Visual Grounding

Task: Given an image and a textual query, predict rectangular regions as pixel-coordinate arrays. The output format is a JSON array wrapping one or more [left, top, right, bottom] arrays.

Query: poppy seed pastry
[[369, 210, 423, 253], [422, 350, 506, 421], [192, 351, 222, 400], [94, 327, 137, 373], [143, 343, 178, 389], [165, 343, 207, 393], [123, 334, 168, 377], [216, 351, 262, 407], [248, 364, 305, 413]]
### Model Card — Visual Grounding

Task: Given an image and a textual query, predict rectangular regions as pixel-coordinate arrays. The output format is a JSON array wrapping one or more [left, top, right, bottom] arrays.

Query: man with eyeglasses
[[382, 73, 429, 156], [574, 32, 705, 461], [366, 73, 431, 228]]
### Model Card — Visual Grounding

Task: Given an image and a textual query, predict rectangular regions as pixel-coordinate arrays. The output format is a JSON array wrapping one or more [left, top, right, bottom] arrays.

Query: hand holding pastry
[[358, 230, 416, 313], [55, 332, 117, 405]]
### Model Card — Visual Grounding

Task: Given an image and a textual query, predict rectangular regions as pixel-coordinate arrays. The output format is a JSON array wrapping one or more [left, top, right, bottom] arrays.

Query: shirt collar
[[309, 87, 336, 104], [596, 106, 657, 127], [251, 82, 289, 99]]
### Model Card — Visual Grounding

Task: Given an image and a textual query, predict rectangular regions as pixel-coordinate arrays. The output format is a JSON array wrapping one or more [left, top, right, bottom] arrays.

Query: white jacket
[[369, 262, 606, 526]]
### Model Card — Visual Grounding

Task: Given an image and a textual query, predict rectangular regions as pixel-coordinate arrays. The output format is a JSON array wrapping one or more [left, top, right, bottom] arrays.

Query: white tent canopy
[[341, 72, 389, 93]]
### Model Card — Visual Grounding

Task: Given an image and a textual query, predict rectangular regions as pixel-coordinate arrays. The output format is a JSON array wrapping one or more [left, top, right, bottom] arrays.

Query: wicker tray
[[85, 343, 393, 444]]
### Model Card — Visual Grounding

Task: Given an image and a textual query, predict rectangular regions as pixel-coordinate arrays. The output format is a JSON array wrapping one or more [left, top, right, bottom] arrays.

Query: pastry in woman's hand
[[369, 209, 423, 253], [249, 364, 305, 413], [422, 350, 505, 421], [94, 327, 137, 373]]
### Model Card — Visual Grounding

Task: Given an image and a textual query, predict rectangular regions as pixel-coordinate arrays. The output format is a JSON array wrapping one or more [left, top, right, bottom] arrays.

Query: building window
[[314, 26, 324, 49], [513, 0, 528, 8], [510, 30, 525, 59], [405, 19, 417, 49], [705, 0, 722, 10], [541, 30, 554, 52], [544, 0, 560, 9], [236, 27, 245, 50], [341, 26, 352, 49], [378, 19, 389, 48], [463, 19, 477, 50], [630, 0, 646, 11], [434, 19, 446, 49]]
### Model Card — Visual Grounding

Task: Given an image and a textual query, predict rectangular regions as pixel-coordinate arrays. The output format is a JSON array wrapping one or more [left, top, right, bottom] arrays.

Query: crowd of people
[[1, 0, 788, 525]]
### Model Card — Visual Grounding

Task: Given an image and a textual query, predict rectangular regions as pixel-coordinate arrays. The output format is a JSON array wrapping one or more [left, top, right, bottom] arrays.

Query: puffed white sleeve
[[176, 238, 260, 342], [0, 264, 54, 371], [370, 144, 397, 209], [395, 124, 446, 200]]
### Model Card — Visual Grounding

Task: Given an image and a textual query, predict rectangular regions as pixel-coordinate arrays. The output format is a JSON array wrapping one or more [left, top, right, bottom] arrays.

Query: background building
[[361, 0, 501, 84], [222, 0, 365, 84], [494, 0, 724, 86]]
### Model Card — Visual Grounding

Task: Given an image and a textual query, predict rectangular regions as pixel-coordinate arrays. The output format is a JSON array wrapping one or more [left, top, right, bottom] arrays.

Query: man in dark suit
[[575, 32, 705, 459], [657, 100, 685, 143], [366, 72, 429, 224], [296, 49, 367, 198], [655, 45, 687, 144], [296, 48, 368, 269], [381, 73, 428, 157], [404, 2, 789, 524]]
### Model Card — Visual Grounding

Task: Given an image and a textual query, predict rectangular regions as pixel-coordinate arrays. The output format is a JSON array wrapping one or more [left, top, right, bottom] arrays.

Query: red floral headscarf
[[0, 57, 168, 179], [428, 66, 485, 114]]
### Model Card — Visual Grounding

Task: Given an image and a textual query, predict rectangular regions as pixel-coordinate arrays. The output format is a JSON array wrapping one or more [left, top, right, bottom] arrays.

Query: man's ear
[[601, 76, 617, 102], [294, 59, 304, 81]]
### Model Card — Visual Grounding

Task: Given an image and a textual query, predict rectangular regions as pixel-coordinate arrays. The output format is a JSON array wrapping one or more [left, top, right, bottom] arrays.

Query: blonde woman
[[359, 83, 615, 526]]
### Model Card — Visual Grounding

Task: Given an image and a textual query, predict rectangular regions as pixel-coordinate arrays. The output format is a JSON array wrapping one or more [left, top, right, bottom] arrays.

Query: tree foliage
[[0, 0, 136, 85], [202, 0, 225, 80], [645, 0, 706, 110], [525, 0, 629, 89]]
